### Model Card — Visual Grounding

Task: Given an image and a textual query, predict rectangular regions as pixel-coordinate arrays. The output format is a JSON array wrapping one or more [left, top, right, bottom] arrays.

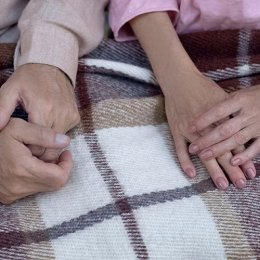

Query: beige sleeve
[[15, 0, 108, 85]]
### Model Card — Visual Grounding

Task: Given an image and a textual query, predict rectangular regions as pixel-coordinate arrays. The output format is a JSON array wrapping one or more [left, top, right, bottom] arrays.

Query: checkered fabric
[[0, 29, 260, 260]]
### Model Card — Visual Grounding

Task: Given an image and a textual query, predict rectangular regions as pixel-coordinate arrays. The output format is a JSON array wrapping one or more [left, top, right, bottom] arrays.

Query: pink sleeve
[[109, 0, 179, 42]]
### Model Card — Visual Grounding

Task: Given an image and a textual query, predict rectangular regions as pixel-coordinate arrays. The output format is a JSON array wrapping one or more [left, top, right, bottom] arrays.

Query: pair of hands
[[0, 64, 80, 204], [165, 70, 257, 190], [189, 84, 260, 177], [129, 11, 257, 190]]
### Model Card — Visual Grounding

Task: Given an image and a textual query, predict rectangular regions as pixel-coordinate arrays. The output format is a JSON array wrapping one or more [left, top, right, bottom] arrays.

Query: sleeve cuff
[[109, 0, 179, 42], [15, 23, 79, 86]]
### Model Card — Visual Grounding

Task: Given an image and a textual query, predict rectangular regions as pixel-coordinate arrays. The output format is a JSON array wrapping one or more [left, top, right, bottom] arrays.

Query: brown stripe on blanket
[[80, 73, 161, 104], [218, 78, 244, 91], [0, 29, 260, 258], [88, 96, 166, 131], [22, 242, 55, 260], [0, 44, 15, 70], [183, 30, 260, 75], [0, 176, 219, 245], [0, 175, 257, 252], [0, 203, 27, 259], [0, 228, 50, 250], [83, 30, 260, 75], [217, 74, 260, 91], [226, 164, 260, 257], [250, 74, 260, 86], [14, 199, 55, 259], [85, 39, 151, 70], [76, 71, 149, 259], [202, 190, 254, 259], [0, 68, 13, 87], [249, 31, 260, 65], [182, 30, 239, 72], [0, 178, 216, 250]]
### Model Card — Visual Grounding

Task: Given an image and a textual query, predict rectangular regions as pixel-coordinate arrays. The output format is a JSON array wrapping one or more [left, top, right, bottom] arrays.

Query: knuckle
[[25, 159, 39, 174], [30, 145, 45, 157], [43, 101, 54, 114], [41, 150, 60, 162], [234, 132, 247, 145], [219, 125, 233, 138]]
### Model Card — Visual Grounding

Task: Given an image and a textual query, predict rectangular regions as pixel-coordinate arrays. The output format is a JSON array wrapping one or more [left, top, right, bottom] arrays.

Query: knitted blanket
[[0, 29, 260, 260]]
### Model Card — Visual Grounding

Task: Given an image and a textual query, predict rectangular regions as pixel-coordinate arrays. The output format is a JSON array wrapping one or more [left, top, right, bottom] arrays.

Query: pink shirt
[[109, 0, 260, 41]]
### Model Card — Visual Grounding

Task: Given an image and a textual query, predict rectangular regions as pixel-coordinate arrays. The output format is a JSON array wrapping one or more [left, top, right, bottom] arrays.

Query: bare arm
[[129, 12, 254, 189], [130, 12, 199, 96]]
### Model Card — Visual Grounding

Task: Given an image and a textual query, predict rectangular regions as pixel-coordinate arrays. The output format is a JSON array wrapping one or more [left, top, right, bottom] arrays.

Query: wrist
[[19, 63, 71, 82], [16, 63, 73, 89], [157, 63, 201, 97]]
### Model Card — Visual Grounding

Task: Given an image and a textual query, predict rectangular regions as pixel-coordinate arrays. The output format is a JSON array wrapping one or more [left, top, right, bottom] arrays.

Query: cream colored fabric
[[0, 0, 108, 85]]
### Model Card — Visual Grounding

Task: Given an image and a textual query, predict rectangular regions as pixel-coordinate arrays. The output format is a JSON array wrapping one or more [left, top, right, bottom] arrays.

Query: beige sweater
[[0, 0, 108, 85]]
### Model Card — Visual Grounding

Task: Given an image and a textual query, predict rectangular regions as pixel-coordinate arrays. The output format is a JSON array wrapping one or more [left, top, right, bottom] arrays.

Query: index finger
[[10, 118, 70, 149], [190, 96, 240, 133]]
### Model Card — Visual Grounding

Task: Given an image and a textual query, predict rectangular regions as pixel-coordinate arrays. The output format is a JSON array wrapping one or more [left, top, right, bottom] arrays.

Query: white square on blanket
[[97, 124, 190, 197], [52, 216, 136, 260], [135, 196, 226, 260], [36, 135, 113, 227]]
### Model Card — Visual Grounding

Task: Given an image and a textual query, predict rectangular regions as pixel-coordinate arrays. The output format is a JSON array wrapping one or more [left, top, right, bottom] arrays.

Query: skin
[[0, 63, 80, 162], [0, 63, 80, 203], [130, 12, 255, 190], [189, 85, 260, 179], [0, 118, 73, 204]]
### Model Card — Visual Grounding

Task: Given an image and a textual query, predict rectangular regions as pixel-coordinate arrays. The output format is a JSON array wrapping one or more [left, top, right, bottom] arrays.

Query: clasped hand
[[164, 71, 255, 190], [0, 64, 80, 204], [189, 85, 260, 180]]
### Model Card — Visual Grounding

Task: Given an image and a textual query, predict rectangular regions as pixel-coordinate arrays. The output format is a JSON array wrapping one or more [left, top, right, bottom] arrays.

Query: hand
[[189, 85, 260, 179], [0, 118, 73, 204], [165, 71, 254, 189], [0, 64, 80, 162], [128, 11, 254, 189]]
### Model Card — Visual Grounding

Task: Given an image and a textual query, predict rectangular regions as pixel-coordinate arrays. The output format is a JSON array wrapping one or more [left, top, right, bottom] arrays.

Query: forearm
[[130, 12, 200, 95], [16, 0, 108, 85]]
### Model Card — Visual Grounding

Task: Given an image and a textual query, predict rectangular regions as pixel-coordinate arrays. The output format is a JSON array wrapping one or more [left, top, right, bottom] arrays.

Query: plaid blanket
[[0, 29, 260, 260]]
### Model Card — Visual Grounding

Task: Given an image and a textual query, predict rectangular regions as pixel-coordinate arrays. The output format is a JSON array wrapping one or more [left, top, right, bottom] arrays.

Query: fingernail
[[231, 158, 241, 166], [235, 179, 246, 189], [185, 168, 196, 178], [189, 144, 199, 153], [216, 178, 228, 190], [200, 150, 213, 160], [55, 134, 70, 145], [246, 168, 256, 179]]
